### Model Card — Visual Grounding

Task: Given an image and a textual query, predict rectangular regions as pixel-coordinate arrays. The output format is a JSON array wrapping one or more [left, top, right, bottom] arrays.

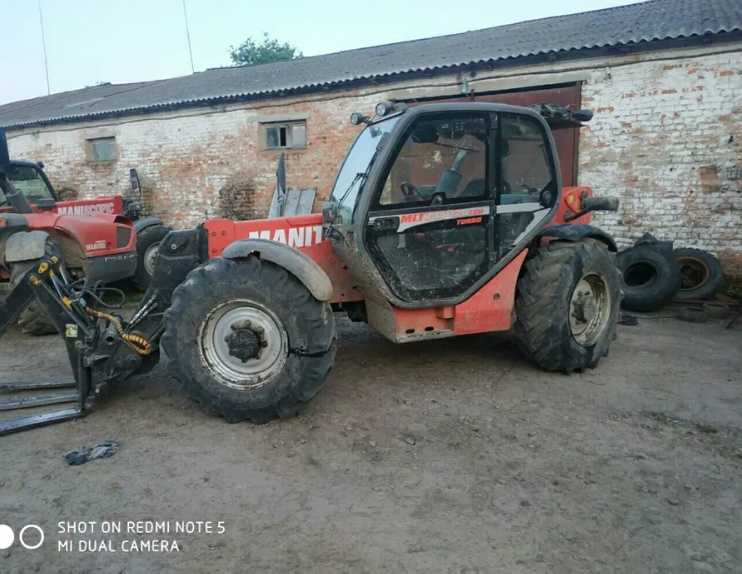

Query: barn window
[[87, 137, 118, 162], [262, 121, 306, 150]]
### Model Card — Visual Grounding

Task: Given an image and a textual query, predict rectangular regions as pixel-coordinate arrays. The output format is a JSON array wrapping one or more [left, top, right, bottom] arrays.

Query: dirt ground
[[0, 315, 741, 573]]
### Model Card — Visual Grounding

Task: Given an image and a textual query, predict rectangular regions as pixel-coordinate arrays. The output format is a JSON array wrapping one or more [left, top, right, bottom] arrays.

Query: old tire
[[616, 244, 681, 311], [162, 256, 336, 423], [17, 302, 58, 336], [673, 247, 723, 300], [132, 224, 170, 291], [514, 240, 620, 372]]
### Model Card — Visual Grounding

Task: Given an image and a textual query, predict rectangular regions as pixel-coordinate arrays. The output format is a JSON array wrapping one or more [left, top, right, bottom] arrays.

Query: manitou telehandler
[[0, 101, 621, 434], [0, 140, 169, 334]]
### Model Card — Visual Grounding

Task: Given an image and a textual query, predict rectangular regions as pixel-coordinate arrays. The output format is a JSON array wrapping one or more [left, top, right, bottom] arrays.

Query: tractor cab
[[0, 160, 58, 212], [325, 102, 565, 307]]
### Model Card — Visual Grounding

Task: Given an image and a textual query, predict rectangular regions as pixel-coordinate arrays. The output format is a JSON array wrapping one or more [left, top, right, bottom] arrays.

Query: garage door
[[406, 84, 581, 186]]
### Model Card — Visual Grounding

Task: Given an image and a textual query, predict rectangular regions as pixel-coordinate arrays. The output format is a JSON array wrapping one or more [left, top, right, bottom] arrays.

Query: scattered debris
[[64, 440, 120, 466]]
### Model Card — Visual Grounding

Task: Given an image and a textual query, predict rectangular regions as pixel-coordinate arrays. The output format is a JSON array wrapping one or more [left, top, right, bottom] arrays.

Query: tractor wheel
[[673, 247, 723, 301], [162, 256, 336, 424], [514, 240, 621, 372], [132, 224, 170, 291]]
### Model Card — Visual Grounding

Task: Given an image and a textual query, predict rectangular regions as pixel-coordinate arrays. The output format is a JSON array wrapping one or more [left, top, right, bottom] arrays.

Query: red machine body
[[204, 186, 595, 339]]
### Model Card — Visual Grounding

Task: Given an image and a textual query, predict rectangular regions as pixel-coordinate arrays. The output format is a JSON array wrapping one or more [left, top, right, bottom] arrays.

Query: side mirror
[[0, 128, 9, 167]]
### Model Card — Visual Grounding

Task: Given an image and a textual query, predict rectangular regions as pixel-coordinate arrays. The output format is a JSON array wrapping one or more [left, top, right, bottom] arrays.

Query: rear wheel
[[514, 240, 620, 372], [162, 256, 336, 423]]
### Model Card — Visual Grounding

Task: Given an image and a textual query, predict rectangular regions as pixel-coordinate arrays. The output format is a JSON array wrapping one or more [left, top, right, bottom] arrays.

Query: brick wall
[[5, 94, 375, 226], [580, 50, 742, 277], [7, 45, 741, 276]]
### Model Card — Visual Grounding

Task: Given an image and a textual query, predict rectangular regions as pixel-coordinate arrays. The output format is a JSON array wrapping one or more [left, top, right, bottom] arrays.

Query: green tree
[[229, 33, 302, 66]]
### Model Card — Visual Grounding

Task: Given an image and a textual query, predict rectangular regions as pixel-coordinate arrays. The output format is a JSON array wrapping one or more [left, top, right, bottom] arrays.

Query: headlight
[[375, 101, 392, 117]]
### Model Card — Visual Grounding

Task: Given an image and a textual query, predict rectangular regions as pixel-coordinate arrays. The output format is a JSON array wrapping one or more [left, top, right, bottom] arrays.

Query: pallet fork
[[0, 228, 202, 435], [0, 261, 92, 435]]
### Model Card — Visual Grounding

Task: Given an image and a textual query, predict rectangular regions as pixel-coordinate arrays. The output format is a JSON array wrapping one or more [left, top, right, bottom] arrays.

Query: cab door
[[364, 112, 495, 303]]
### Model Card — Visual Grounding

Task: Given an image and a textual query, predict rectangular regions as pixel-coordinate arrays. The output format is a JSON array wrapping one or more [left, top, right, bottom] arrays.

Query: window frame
[[85, 136, 118, 163], [260, 120, 307, 151]]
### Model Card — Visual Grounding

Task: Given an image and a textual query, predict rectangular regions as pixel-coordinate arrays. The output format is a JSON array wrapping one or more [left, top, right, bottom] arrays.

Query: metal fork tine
[[0, 381, 77, 392], [0, 408, 82, 436], [0, 391, 78, 411]]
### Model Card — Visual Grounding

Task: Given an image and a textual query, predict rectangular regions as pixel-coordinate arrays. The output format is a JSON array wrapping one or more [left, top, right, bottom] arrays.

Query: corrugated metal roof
[[1, 0, 740, 129]]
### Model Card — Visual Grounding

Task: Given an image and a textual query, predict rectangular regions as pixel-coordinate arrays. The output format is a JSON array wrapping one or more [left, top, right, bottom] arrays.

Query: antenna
[[38, 0, 50, 94], [182, 0, 195, 73]]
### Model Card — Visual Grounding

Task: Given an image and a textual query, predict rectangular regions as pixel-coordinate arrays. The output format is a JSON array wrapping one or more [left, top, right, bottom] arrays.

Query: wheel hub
[[224, 321, 265, 363], [199, 300, 288, 390], [569, 274, 611, 346]]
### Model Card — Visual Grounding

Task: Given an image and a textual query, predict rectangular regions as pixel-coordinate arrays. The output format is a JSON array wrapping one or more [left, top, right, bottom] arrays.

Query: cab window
[[497, 114, 556, 252], [379, 115, 488, 207], [4, 165, 55, 203]]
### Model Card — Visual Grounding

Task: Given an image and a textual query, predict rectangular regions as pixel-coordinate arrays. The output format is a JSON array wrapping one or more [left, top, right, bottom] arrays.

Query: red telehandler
[[0, 101, 621, 434], [0, 142, 169, 334]]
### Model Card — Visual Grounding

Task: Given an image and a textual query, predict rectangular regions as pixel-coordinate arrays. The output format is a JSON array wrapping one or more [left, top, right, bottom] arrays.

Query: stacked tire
[[616, 234, 723, 311]]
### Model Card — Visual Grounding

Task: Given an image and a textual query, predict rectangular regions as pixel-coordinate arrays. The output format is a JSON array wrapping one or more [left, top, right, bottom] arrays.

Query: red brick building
[[1, 0, 741, 275]]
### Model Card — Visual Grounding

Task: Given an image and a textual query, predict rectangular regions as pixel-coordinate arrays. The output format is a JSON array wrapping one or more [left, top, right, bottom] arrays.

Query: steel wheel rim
[[199, 299, 288, 390], [143, 242, 161, 277], [678, 257, 709, 291], [569, 273, 611, 346]]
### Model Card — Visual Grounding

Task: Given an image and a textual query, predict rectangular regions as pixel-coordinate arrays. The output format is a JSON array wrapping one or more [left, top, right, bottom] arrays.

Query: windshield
[[330, 116, 399, 223], [0, 164, 55, 206]]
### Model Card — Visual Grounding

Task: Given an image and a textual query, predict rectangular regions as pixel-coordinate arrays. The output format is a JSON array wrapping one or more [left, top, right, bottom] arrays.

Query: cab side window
[[497, 114, 556, 251], [500, 115, 554, 198], [380, 115, 488, 207]]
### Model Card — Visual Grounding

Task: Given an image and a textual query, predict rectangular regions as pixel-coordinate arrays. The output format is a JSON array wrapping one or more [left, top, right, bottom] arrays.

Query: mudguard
[[134, 216, 163, 233], [4, 230, 50, 263], [536, 224, 618, 252], [223, 238, 333, 302]]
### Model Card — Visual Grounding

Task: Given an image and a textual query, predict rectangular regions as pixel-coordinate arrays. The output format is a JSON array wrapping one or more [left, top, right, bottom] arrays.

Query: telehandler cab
[[0, 101, 621, 434]]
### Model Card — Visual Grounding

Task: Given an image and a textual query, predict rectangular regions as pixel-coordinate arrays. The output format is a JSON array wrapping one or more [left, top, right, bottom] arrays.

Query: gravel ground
[[0, 315, 740, 573]]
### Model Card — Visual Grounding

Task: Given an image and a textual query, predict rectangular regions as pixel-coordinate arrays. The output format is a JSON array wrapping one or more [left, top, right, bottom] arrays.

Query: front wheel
[[514, 240, 621, 372], [161, 256, 336, 423]]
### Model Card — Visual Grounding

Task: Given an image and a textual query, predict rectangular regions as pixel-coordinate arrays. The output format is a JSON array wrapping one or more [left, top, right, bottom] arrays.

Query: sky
[[0, 0, 639, 106]]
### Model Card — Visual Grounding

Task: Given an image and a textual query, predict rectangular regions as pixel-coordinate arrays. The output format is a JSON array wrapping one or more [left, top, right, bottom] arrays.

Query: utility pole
[[182, 0, 195, 73], [38, 0, 51, 94]]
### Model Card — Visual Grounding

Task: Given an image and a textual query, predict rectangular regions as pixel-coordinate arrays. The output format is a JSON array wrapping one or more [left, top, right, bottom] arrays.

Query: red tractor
[[0, 140, 169, 333], [0, 101, 621, 434]]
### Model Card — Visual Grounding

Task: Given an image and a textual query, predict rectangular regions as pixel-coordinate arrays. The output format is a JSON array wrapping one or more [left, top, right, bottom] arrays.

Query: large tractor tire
[[132, 224, 170, 291], [616, 244, 681, 311], [162, 256, 336, 424], [673, 247, 723, 301], [514, 240, 621, 372]]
